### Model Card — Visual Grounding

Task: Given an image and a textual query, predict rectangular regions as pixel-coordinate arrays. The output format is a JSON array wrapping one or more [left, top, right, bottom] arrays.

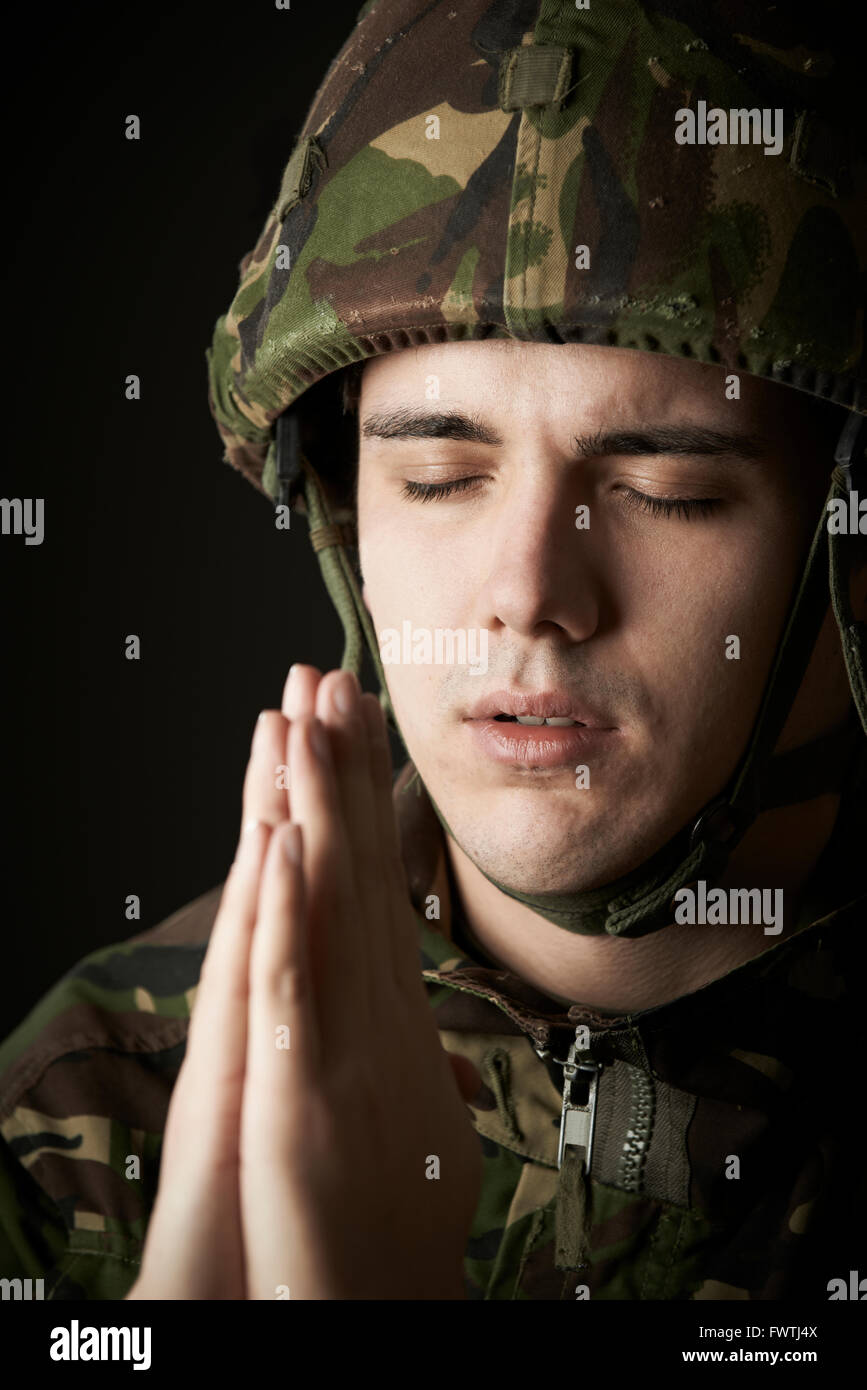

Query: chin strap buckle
[[275, 411, 304, 511], [688, 796, 739, 851]]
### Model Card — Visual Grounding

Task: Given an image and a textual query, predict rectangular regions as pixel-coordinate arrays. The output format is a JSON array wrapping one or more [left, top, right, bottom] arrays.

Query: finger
[[173, 820, 270, 1165], [241, 821, 318, 1301], [316, 672, 392, 983], [359, 693, 421, 992], [288, 714, 368, 1055], [241, 710, 291, 830], [245, 822, 320, 1141], [279, 666, 321, 830], [282, 664, 322, 720]]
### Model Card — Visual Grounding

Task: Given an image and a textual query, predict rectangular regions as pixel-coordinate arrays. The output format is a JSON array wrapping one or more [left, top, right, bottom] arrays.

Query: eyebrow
[[361, 408, 501, 446], [360, 408, 768, 461]]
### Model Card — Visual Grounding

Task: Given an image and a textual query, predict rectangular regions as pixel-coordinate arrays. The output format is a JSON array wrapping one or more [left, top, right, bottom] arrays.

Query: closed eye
[[619, 487, 723, 520], [399, 477, 723, 518], [400, 476, 484, 503]]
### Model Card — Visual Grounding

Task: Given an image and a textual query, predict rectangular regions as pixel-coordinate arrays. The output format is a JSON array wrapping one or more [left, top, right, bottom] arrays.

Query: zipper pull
[[553, 1026, 601, 1274], [554, 1028, 600, 1171]]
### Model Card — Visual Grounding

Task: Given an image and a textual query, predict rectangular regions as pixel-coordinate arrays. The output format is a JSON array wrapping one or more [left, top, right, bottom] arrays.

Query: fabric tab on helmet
[[275, 136, 327, 223], [498, 44, 573, 112]]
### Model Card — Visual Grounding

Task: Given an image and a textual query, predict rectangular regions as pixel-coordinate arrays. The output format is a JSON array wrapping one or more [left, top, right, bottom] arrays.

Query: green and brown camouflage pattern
[[1, 755, 863, 1300], [206, 0, 866, 503], [3, 0, 864, 1303]]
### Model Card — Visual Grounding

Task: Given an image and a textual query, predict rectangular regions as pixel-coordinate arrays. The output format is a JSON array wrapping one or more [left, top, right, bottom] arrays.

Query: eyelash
[[400, 476, 482, 503], [619, 487, 722, 521], [400, 476, 723, 519]]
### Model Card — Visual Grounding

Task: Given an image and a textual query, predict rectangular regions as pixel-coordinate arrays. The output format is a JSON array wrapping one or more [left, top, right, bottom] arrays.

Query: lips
[[465, 688, 615, 729], [465, 714, 618, 769]]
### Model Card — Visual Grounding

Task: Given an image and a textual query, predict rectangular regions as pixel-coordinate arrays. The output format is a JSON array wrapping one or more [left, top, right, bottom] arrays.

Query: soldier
[[0, 0, 864, 1300]]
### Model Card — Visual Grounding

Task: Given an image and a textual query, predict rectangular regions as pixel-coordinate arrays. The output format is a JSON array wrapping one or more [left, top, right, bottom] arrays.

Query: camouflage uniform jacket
[[0, 760, 864, 1301]]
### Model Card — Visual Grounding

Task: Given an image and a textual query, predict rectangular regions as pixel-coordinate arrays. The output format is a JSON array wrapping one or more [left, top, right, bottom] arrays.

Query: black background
[[1, 0, 367, 1038]]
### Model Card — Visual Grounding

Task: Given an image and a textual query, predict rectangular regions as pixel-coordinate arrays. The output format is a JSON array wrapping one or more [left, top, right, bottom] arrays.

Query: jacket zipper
[[549, 1027, 601, 1171], [424, 975, 603, 1269], [542, 1026, 601, 1273], [422, 972, 605, 1164]]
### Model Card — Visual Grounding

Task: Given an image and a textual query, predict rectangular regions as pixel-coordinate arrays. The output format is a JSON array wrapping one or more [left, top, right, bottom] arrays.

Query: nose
[[475, 465, 603, 644]]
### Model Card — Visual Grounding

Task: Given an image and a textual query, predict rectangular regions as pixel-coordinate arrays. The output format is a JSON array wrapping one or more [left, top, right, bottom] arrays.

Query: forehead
[[358, 340, 802, 436]]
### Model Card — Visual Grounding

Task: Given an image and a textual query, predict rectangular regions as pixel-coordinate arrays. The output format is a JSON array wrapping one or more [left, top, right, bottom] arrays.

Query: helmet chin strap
[[291, 411, 866, 940]]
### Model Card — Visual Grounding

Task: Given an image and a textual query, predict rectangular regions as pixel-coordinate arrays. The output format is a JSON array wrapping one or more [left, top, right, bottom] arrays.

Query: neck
[[445, 794, 841, 1015]]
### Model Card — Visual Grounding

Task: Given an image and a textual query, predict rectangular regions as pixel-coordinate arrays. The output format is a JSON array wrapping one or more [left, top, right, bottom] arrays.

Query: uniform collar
[[393, 758, 863, 1058]]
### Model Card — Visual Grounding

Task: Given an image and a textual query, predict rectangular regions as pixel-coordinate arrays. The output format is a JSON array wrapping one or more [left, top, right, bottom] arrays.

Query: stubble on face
[[355, 341, 836, 895]]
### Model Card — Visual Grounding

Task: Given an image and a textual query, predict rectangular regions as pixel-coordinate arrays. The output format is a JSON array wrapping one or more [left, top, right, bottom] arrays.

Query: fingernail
[[253, 711, 268, 747], [284, 823, 302, 865], [309, 718, 329, 761], [284, 665, 299, 709], [333, 671, 358, 715]]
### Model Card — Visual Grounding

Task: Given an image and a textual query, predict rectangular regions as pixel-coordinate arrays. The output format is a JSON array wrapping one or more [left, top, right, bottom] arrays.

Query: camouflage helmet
[[206, 0, 866, 938]]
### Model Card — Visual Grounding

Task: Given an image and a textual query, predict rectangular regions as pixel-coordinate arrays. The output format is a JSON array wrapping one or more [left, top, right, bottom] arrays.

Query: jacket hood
[[207, 0, 865, 502]]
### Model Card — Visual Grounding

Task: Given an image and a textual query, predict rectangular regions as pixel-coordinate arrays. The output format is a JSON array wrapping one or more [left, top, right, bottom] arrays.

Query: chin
[[465, 844, 613, 897], [458, 793, 669, 887], [460, 816, 597, 877]]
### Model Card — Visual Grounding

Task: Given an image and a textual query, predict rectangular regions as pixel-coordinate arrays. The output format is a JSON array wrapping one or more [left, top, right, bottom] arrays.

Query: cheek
[[357, 491, 464, 729], [358, 493, 468, 625], [614, 515, 793, 735]]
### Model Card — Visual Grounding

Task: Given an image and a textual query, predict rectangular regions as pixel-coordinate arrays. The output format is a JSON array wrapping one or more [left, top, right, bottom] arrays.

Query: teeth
[[514, 715, 577, 726]]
